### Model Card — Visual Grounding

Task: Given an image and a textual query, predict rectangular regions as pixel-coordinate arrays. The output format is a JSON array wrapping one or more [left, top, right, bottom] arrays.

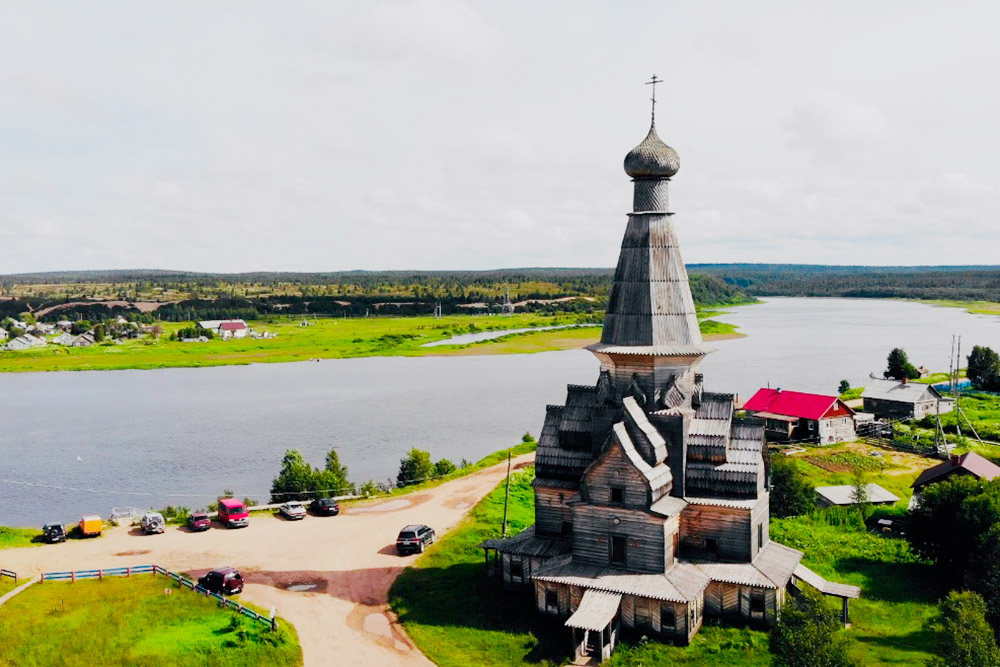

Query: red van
[[217, 498, 249, 528]]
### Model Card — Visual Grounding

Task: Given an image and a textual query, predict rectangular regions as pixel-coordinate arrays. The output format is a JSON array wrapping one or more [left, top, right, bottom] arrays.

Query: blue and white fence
[[0, 568, 17, 583]]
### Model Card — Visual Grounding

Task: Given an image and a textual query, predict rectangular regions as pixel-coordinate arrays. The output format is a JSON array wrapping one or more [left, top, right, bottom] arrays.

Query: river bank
[[0, 310, 738, 374]]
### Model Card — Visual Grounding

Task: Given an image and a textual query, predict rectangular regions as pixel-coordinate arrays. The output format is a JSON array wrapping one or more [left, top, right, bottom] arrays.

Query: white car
[[278, 502, 307, 521]]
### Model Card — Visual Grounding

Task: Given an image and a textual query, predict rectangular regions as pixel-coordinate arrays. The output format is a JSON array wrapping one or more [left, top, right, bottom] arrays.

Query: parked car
[[217, 498, 249, 528], [396, 524, 435, 555], [197, 567, 244, 595], [310, 497, 340, 516], [140, 512, 165, 534], [42, 523, 66, 544], [278, 502, 307, 521], [187, 511, 212, 532], [79, 515, 103, 537]]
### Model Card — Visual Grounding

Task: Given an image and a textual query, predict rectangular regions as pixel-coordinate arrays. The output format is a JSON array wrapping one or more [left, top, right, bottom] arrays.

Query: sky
[[1, 1, 998, 274]]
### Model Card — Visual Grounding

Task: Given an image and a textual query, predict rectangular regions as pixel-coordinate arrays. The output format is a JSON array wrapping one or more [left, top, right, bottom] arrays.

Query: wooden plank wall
[[535, 486, 571, 536], [572, 504, 666, 572], [748, 494, 769, 560], [583, 445, 649, 507], [679, 504, 752, 561]]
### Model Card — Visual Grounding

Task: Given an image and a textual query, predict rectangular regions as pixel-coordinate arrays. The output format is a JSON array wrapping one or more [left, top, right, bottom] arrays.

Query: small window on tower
[[758, 523, 764, 549], [610, 486, 624, 504], [705, 538, 718, 554], [611, 535, 627, 564], [545, 589, 558, 611], [510, 561, 523, 580], [562, 521, 573, 536]]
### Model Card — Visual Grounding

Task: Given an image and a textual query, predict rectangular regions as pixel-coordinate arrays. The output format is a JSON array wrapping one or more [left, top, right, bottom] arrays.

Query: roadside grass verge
[[0, 577, 19, 597], [0, 575, 302, 666], [0, 526, 42, 550]]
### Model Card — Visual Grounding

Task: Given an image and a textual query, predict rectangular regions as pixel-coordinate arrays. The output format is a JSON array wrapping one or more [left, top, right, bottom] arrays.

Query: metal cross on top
[[646, 74, 662, 125]]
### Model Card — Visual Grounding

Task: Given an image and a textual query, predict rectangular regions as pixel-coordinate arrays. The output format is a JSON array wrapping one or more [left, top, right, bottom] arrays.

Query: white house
[[0, 326, 8, 341], [4, 334, 46, 350], [53, 332, 76, 346], [197, 319, 250, 340]]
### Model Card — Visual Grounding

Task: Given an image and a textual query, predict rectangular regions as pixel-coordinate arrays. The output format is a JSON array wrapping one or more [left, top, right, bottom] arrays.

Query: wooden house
[[911, 452, 1000, 494], [198, 319, 249, 340], [815, 484, 899, 508], [742, 388, 856, 444], [480, 108, 858, 663], [861, 379, 954, 420]]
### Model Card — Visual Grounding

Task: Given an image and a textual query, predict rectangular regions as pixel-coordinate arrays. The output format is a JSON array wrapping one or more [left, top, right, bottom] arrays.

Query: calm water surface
[[1, 297, 998, 526]]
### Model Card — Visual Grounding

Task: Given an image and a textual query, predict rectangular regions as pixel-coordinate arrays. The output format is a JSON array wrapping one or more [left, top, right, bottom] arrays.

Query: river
[[1, 297, 998, 527]]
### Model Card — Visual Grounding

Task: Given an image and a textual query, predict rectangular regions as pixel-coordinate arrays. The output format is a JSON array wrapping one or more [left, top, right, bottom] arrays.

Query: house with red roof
[[197, 319, 250, 340], [742, 388, 856, 444]]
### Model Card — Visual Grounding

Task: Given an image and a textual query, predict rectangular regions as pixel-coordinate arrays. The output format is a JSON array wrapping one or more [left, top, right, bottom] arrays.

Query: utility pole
[[501, 452, 512, 537]]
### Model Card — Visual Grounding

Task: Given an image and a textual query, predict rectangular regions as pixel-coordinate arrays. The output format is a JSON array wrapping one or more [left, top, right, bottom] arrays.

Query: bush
[[934, 591, 1000, 667], [397, 448, 434, 487], [770, 588, 857, 667]]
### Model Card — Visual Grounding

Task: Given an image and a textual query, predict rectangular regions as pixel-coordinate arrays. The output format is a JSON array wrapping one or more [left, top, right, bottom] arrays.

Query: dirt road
[[0, 453, 534, 667]]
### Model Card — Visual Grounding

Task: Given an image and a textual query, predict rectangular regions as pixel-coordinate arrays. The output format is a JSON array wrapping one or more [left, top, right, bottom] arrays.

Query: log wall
[[679, 504, 752, 561], [572, 505, 666, 572]]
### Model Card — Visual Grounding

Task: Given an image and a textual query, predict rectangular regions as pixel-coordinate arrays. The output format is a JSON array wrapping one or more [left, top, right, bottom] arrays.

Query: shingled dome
[[624, 124, 679, 179]]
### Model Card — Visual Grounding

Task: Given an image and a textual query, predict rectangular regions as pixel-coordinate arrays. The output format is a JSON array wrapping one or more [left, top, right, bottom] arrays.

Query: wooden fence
[[0, 568, 17, 583], [39, 563, 277, 631]]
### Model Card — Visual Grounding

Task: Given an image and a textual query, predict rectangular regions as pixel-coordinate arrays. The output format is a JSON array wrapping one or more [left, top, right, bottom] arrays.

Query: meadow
[[390, 444, 945, 666], [0, 311, 736, 373], [0, 575, 302, 666]]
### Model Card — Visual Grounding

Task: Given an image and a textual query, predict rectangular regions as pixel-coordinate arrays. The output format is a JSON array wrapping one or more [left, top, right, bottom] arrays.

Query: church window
[[705, 537, 718, 554], [758, 523, 764, 549], [545, 589, 558, 611], [562, 521, 573, 536], [660, 608, 675, 630], [610, 486, 624, 504], [610, 535, 626, 564], [510, 561, 523, 580]]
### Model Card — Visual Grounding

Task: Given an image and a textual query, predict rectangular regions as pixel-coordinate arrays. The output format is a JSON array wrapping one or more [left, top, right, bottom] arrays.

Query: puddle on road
[[351, 499, 412, 513], [287, 583, 318, 592]]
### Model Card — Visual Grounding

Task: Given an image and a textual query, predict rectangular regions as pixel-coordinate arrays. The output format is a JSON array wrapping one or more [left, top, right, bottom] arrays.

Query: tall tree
[[770, 588, 857, 667], [886, 348, 920, 381], [770, 454, 816, 518], [934, 591, 1000, 667], [316, 447, 352, 496], [968, 346, 1000, 392], [397, 448, 434, 488], [270, 449, 319, 502]]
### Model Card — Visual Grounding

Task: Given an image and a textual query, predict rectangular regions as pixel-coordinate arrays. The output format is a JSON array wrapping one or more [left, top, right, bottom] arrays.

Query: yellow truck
[[79, 515, 103, 537]]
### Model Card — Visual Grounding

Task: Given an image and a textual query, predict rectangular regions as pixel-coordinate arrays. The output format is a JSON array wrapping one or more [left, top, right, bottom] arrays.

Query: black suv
[[396, 524, 435, 555], [197, 567, 244, 595], [310, 497, 340, 516], [42, 523, 66, 544]]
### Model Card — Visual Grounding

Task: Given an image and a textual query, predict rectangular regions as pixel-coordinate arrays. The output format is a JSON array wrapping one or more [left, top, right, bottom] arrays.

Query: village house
[[52, 332, 75, 346], [71, 332, 96, 347], [742, 388, 856, 444], [862, 378, 954, 420], [911, 451, 1000, 495], [0, 326, 7, 341], [479, 101, 858, 662], [815, 484, 899, 508], [4, 333, 46, 351], [197, 319, 249, 340]]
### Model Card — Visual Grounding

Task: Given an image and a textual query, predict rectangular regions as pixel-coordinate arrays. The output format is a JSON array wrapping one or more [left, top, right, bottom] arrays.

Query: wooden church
[[481, 85, 859, 662]]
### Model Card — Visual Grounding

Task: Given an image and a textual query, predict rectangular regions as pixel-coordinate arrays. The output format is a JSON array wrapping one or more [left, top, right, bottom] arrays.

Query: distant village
[[0, 317, 273, 351]]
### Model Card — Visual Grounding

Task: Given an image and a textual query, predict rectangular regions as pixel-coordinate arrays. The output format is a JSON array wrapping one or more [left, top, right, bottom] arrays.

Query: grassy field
[[392, 441, 948, 666], [0, 310, 737, 373], [0, 575, 301, 666], [923, 299, 1000, 317], [0, 526, 42, 550]]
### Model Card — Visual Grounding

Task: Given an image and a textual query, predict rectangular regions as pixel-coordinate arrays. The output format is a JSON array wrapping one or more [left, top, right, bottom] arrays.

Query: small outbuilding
[[742, 388, 856, 444], [815, 484, 899, 508], [911, 452, 1000, 494], [861, 379, 954, 420]]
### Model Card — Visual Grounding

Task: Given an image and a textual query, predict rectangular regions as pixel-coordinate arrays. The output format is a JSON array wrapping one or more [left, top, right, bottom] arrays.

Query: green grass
[[772, 514, 940, 666], [0, 575, 302, 666], [0, 307, 743, 373], [840, 386, 864, 401], [0, 313, 597, 373], [0, 526, 42, 550], [0, 577, 20, 597]]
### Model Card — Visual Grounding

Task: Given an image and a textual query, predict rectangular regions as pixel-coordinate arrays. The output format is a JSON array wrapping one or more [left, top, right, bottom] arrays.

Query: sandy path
[[0, 453, 535, 667]]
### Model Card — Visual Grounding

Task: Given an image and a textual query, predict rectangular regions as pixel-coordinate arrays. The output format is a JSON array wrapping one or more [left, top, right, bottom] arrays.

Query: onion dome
[[624, 124, 680, 179]]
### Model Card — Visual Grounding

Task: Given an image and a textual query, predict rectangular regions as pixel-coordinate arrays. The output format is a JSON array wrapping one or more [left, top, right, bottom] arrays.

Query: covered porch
[[792, 563, 861, 626], [565, 589, 622, 663]]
